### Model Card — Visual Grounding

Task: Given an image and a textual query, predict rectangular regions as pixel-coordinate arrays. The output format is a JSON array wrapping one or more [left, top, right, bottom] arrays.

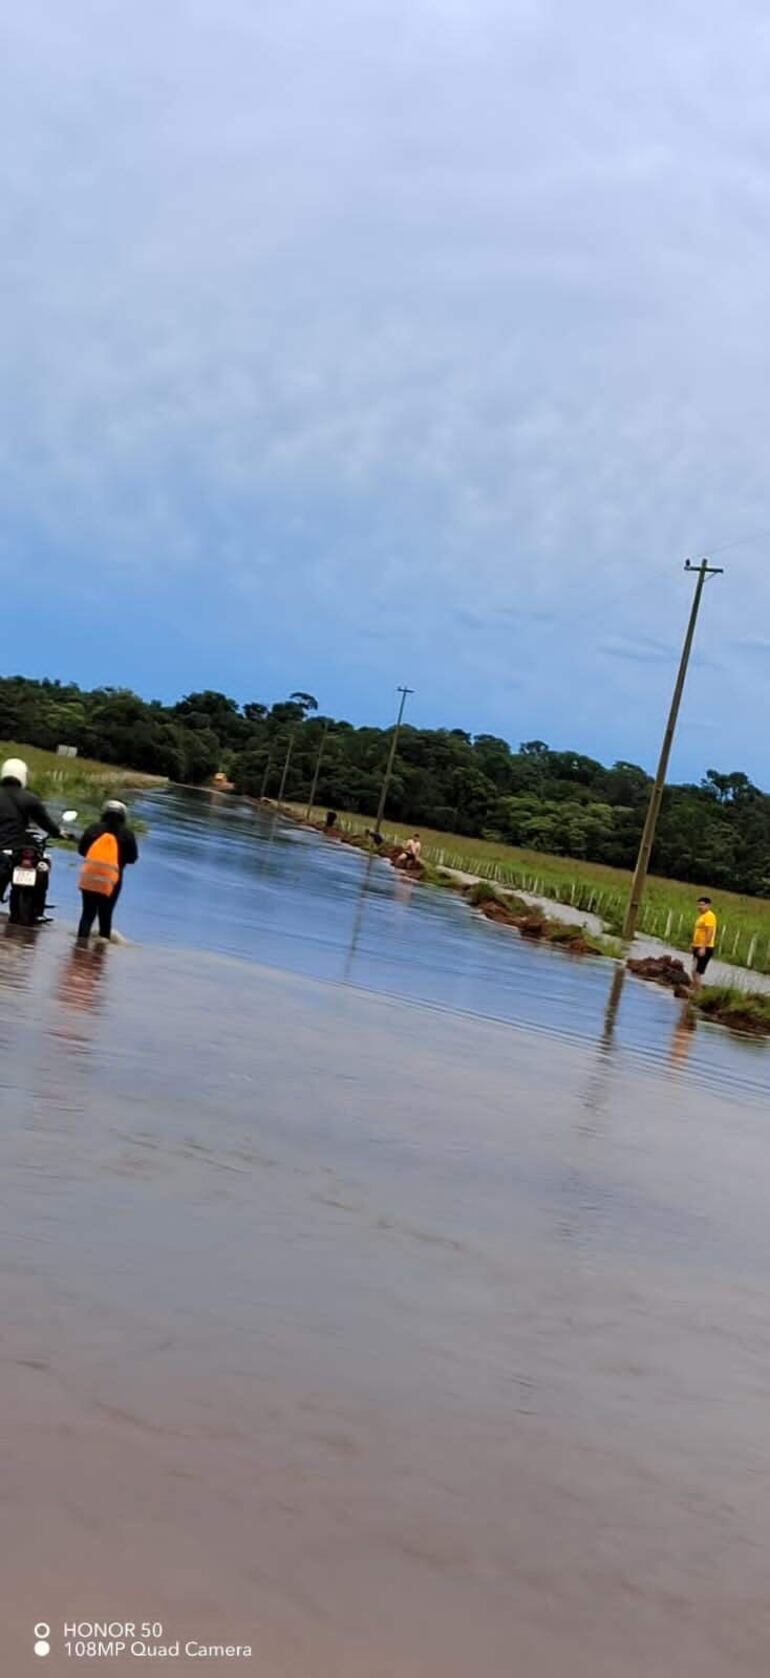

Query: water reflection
[[669, 998, 697, 1070], [393, 870, 419, 907], [554, 967, 626, 1251], [56, 941, 109, 1017], [344, 855, 376, 980], [46, 942, 111, 1065], [255, 808, 281, 871], [0, 922, 40, 999], [599, 963, 627, 1055], [579, 963, 627, 1127]]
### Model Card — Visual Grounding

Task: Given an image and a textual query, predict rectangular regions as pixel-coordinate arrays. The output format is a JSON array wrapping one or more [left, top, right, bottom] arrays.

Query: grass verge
[[0, 742, 164, 828]]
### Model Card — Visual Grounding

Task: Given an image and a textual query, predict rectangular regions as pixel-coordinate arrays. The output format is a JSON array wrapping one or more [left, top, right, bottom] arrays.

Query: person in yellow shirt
[[691, 896, 717, 986]]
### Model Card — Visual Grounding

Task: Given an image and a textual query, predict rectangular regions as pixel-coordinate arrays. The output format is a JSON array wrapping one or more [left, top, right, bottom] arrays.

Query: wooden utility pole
[[622, 558, 723, 942], [373, 685, 413, 838], [306, 718, 330, 821], [276, 731, 295, 804], [258, 751, 274, 801]]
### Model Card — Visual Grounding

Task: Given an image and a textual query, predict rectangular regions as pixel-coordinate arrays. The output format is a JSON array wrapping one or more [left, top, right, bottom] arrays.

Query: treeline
[[1, 675, 769, 894]]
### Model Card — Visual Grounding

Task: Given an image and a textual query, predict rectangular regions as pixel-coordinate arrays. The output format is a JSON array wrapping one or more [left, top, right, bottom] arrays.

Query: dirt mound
[[627, 955, 692, 995], [313, 821, 347, 841], [477, 897, 518, 924], [518, 912, 547, 939], [467, 890, 597, 954]]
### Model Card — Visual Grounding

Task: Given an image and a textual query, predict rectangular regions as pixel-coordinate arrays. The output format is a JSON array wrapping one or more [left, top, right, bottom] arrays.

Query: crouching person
[[77, 800, 138, 942]]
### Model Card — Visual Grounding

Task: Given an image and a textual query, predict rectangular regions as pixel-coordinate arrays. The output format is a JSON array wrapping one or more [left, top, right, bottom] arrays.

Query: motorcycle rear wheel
[[9, 886, 37, 927]]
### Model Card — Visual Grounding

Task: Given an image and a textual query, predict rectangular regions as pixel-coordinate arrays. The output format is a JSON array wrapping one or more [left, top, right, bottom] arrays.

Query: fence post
[[747, 935, 757, 969]]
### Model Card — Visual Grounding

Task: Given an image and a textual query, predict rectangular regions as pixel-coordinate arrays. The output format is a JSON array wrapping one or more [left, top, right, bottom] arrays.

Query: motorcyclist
[[0, 758, 68, 904]]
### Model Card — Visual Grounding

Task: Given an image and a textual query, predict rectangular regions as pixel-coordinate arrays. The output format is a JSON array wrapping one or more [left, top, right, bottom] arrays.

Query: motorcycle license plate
[[12, 868, 37, 887]]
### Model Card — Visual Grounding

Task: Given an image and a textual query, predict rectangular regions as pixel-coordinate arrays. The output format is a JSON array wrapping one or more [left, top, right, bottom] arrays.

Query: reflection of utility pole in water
[[256, 815, 283, 879], [553, 963, 630, 1252], [599, 962, 627, 1055], [373, 685, 413, 839], [344, 856, 376, 981], [622, 559, 723, 943], [306, 719, 329, 823], [578, 963, 628, 1126]]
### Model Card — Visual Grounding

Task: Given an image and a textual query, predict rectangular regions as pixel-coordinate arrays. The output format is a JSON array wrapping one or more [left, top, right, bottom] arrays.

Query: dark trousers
[[77, 877, 122, 940]]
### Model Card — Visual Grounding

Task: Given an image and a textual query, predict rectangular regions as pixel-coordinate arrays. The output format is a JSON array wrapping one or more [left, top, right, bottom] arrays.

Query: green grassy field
[[0, 742, 164, 827], [291, 802, 770, 975]]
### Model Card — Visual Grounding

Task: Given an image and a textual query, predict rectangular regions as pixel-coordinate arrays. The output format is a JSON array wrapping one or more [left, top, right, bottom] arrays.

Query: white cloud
[[1, 0, 770, 768]]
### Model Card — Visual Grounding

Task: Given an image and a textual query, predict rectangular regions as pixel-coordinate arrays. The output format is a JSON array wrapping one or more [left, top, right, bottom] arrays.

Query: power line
[[697, 525, 770, 559]]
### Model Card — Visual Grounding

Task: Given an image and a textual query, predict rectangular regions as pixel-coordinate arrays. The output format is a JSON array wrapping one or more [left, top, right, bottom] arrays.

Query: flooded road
[[82, 790, 769, 1101], [2, 791, 770, 1674]]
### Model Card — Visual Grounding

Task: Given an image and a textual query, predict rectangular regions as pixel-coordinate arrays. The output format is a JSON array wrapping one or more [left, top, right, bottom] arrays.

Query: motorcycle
[[2, 810, 78, 927]]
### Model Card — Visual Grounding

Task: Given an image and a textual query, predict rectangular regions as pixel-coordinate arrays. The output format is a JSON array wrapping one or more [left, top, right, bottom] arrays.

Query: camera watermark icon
[[34, 1622, 51, 1657]]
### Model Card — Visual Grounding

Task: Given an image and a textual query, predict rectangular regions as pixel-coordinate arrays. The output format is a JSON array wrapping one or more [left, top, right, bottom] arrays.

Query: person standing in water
[[691, 895, 717, 988], [77, 800, 138, 942]]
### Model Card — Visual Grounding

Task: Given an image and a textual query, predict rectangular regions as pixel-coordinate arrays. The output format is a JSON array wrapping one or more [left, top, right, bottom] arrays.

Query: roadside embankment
[[283, 806, 770, 1038], [298, 814, 621, 958], [275, 800, 770, 977], [627, 955, 770, 1036]]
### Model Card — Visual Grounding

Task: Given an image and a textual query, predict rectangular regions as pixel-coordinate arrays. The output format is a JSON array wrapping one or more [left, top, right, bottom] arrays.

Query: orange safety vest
[[78, 831, 120, 897]]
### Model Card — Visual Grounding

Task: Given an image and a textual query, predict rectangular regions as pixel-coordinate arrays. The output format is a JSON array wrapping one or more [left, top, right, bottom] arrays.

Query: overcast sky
[[2, 0, 770, 778]]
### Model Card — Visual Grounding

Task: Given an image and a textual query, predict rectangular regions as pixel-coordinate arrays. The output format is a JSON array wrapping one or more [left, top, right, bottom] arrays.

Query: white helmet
[[102, 799, 127, 819], [0, 757, 28, 788]]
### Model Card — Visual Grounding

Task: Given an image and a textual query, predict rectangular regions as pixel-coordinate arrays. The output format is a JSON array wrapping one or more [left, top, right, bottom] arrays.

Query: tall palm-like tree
[[290, 691, 318, 715]]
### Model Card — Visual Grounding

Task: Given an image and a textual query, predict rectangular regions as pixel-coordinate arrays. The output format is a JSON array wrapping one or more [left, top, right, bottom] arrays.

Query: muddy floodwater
[[2, 792, 770, 1675]]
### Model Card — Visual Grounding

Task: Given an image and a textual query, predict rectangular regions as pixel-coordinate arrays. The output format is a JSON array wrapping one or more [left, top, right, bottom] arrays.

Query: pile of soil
[[392, 855, 424, 876], [545, 925, 595, 955], [518, 912, 548, 939], [311, 818, 357, 844], [474, 896, 516, 925], [627, 955, 692, 997], [469, 891, 595, 954]]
